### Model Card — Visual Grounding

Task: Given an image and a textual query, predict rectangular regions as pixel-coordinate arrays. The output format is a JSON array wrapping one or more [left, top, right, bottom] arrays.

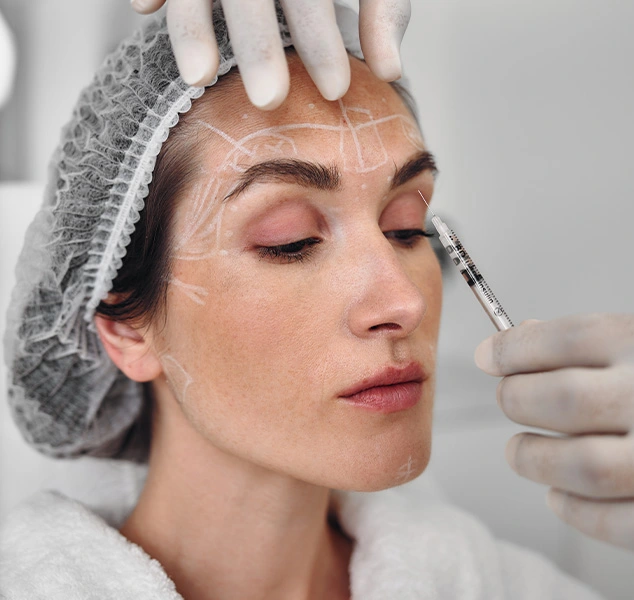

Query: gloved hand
[[475, 314, 634, 551], [130, 0, 410, 110]]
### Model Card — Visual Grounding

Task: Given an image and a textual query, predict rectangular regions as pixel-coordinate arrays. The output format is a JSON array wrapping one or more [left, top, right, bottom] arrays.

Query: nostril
[[370, 323, 400, 331]]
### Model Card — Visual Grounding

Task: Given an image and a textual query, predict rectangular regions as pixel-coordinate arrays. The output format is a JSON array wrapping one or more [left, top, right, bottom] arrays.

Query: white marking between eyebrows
[[339, 101, 367, 172]]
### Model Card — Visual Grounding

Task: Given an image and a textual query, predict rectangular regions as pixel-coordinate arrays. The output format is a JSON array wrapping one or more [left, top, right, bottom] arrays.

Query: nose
[[343, 230, 428, 340]]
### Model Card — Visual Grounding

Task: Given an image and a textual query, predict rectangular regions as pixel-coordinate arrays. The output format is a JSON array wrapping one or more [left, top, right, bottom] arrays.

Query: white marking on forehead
[[174, 103, 425, 260], [225, 230, 234, 238], [194, 102, 423, 177], [242, 113, 249, 119], [197, 121, 257, 158], [308, 103, 315, 109], [361, 183, 367, 190]]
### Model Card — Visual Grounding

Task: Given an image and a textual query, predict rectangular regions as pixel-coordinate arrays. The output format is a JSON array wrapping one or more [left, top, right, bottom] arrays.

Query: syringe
[[418, 190, 514, 332]]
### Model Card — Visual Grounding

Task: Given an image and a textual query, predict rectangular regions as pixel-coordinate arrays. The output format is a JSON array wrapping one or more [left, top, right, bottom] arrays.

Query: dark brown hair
[[93, 75, 234, 329]]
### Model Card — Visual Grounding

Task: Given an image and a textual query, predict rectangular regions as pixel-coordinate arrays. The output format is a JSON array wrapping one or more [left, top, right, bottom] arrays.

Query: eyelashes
[[258, 238, 322, 264], [257, 229, 435, 264]]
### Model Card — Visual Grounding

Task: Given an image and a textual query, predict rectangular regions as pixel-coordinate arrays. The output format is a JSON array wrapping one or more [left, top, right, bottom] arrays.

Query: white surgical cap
[[2, 1, 373, 462]]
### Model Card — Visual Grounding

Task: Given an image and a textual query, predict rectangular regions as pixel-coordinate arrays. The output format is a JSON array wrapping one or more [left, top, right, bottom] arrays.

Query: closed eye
[[385, 228, 435, 248], [257, 229, 434, 264]]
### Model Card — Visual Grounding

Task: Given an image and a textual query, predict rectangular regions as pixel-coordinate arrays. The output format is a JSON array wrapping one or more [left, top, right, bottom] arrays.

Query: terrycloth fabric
[[0, 476, 604, 600]]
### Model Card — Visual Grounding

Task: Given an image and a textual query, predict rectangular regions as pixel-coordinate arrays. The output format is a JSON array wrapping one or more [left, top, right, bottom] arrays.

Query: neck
[[118, 389, 353, 600]]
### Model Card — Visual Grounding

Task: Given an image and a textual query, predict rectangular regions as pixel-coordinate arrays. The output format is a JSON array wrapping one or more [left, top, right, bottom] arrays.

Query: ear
[[94, 314, 163, 383]]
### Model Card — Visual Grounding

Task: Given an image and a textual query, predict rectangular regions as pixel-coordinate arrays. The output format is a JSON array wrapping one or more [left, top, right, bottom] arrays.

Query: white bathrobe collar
[[0, 474, 603, 600]]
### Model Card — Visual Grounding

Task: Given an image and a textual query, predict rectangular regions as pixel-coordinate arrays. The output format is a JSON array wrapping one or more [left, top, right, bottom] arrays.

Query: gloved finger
[[222, 0, 289, 110], [506, 432, 634, 499], [547, 488, 634, 551], [279, 0, 350, 101], [475, 313, 634, 378], [497, 365, 634, 435], [358, 0, 411, 81], [130, 0, 167, 15], [167, 0, 220, 86]]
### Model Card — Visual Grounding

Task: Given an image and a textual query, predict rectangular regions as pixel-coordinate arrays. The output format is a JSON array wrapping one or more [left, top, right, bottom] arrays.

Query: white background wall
[[1, 1, 633, 598]]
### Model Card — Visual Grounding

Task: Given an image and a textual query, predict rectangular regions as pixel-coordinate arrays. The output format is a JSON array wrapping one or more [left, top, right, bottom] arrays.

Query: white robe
[[0, 473, 604, 599]]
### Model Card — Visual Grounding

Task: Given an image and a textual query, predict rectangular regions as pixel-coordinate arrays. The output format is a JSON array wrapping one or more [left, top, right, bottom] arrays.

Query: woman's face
[[151, 54, 442, 492]]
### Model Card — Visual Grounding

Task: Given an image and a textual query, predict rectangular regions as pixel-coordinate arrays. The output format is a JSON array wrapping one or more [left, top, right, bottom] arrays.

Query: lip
[[338, 361, 426, 414]]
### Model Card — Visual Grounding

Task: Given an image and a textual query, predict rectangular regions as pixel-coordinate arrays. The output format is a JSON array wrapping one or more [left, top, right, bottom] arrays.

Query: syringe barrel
[[437, 227, 514, 332]]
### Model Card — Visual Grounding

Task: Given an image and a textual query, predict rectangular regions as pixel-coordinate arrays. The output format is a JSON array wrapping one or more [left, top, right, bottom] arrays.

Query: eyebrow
[[390, 150, 438, 190], [222, 150, 438, 204]]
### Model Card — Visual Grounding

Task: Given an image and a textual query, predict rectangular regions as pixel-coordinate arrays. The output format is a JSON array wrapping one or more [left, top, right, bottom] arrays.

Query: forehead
[[191, 54, 424, 173]]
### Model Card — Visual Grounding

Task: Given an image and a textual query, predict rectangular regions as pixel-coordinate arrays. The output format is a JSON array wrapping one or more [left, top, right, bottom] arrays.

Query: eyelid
[[257, 229, 431, 264], [257, 237, 322, 263]]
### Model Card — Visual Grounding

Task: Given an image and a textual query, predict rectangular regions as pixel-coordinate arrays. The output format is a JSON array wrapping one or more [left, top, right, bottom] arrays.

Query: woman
[[0, 2, 617, 599]]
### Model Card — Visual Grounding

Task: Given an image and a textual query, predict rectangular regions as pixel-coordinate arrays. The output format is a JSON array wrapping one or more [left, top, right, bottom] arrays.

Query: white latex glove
[[130, 0, 410, 110], [475, 314, 634, 551]]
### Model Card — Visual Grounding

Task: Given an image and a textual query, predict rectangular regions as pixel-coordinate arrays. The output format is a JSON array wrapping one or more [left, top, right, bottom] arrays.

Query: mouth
[[338, 362, 426, 414]]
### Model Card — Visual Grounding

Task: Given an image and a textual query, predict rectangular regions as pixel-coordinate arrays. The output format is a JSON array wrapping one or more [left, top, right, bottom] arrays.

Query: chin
[[330, 433, 432, 493]]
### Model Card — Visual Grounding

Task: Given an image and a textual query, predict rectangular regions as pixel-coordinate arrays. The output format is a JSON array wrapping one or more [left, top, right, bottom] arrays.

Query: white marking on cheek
[[386, 175, 393, 183], [242, 113, 249, 119], [219, 249, 229, 256], [382, 97, 386, 103], [361, 183, 367, 190], [225, 230, 234, 238], [229, 204, 238, 212], [161, 354, 194, 405], [169, 277, 209, 306], [308, 103, 315, 109]]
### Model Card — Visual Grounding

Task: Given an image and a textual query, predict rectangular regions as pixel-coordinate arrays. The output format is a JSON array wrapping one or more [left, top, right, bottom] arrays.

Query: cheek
[[165, 259, 333, 402]]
